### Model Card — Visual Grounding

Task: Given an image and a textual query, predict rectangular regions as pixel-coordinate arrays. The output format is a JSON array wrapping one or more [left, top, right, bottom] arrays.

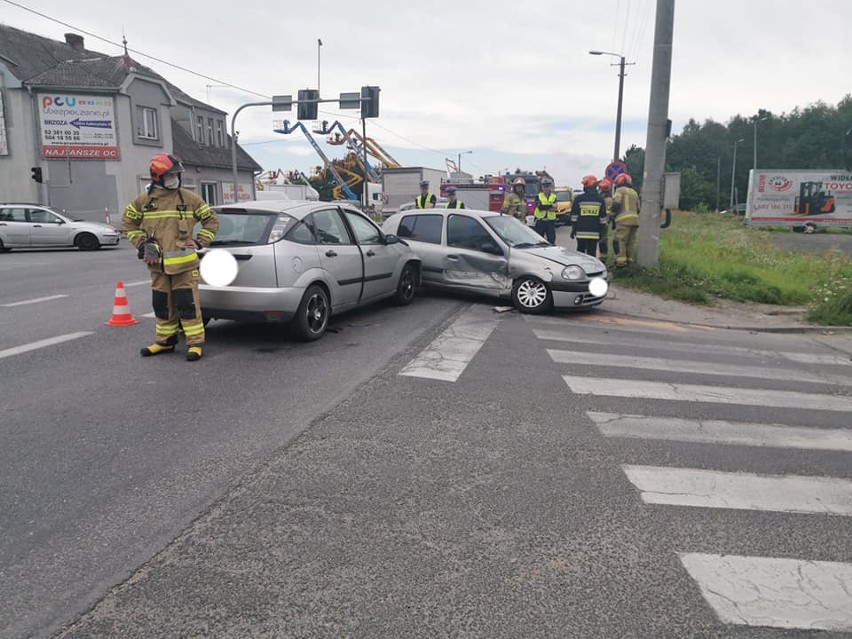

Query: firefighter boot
[[186, 346, 203, 362], [140, 335, 178, 357]]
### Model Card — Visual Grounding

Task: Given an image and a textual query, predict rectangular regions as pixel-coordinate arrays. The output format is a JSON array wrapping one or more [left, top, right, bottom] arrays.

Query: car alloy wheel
[[294, 284, 330, 341], [394, 263, 417, 305], [512, 277, 552, 314]]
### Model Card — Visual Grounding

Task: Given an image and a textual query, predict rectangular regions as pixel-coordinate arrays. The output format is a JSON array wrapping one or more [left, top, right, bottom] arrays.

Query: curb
[[596, 309, 852, 334]]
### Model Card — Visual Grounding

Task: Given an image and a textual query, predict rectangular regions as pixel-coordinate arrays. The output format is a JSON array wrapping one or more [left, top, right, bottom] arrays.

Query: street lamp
[[730, 138, 744, 210], [458, 150, 472, 175], [753, 115, 768, 171], [589, 50, 633, 162]]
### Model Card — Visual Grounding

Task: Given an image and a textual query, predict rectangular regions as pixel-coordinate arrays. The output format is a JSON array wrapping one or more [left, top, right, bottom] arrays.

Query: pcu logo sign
[[767, 176, 793, 192]]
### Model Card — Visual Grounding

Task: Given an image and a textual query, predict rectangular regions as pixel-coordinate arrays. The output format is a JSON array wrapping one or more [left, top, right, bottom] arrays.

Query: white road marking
[[621, 465, 852, 516], [141, 312, 156, 318], [588, 412, 852, 452], [399, 308, 499, 382], [563, 375, 852, 413], [0, 332, 94, 360], [535, 328, 852, 367], [124, 280, 151, 287], [549, 349, 849, 385], [1, 294, 68, 307], [679, 553, 852, 631]]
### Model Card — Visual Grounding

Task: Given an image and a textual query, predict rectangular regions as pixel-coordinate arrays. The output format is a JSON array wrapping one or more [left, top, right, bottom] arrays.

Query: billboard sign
[[746, 169, 852, 227], [38, 94, 119, 159]]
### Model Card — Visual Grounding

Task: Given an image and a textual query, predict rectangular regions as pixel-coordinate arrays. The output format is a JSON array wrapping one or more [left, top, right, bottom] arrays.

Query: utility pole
[[637, 0, 675, 268]]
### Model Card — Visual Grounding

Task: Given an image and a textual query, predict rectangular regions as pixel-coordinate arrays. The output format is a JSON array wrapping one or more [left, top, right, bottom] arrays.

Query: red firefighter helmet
[[615, 173, 632, 186], [598, 178, 612, 192], [581, 175, 598, 189], [149, 154, 184, 182]]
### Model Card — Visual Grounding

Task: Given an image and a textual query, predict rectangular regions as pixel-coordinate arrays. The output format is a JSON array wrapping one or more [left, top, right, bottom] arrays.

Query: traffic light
[[30, 166, 43, 183], [360, 85, 380, 119], [297, 89, 319, 120]]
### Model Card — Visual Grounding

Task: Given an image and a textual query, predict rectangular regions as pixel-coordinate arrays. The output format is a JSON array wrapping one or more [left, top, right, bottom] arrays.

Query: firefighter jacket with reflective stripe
[[601, 193, 613, 221], [534, 192, 557, 220], [123, 187, 218, 275], [416, 193, 436, 208], [445, 200, 465, 209], [612, 185, 641, 226], [501, 191, 526, 218], [570, 191, 607, 240]]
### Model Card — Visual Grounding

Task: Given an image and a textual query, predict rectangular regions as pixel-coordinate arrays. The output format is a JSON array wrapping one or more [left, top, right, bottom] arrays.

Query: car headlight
[[561, 265, 584, 280]]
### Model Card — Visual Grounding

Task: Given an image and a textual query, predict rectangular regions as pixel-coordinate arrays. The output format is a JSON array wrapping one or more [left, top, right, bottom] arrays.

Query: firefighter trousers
[[149, 268, 205, 346], [576, 237, 598, 257], [598, 224, 609, 255], [614, 223, 638, 267]]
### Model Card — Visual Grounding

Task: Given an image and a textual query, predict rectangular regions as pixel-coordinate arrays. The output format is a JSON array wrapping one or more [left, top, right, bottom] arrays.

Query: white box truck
[[380, 167, 446, 215]]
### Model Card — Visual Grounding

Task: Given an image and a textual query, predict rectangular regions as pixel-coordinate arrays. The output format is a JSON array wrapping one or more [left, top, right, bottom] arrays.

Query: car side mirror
[[480, 242, 502, 255], [384, 233, 400, 245]]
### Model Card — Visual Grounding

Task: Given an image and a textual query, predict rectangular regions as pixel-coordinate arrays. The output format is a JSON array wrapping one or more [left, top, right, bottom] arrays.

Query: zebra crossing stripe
[[563, 375, 852, 412], [399, 307, 499, 382], [679, 553, 852, 631], [535, 329, 852, 367], [550, 349, 848, 385], [621, 465, 852, 516], [587, 412, 852, 452]]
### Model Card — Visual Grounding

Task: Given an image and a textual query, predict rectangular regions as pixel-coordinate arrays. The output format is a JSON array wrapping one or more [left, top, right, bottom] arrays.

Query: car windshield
[[483, 215, 549, 248], [555, 192, 572, 202], [207, 209, 294, 245]]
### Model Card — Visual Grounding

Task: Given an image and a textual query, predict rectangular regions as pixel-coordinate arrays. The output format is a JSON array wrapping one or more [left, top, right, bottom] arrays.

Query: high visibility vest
[[534, 192, 557, 220], [445, 200, 465, 209], [416, 193, 435, 208]]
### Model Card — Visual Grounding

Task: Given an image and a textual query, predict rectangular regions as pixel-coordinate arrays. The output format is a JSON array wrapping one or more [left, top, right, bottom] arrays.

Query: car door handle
[[447, 254, 459, 260], [0, 223, 6, 226], [33, 224, 42, 228], [365, 250, 375, 257], [325, 250, 338, 257]]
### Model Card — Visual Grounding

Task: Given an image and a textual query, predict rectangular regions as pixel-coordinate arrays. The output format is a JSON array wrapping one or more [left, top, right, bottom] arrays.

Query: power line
[[2, 0, 269, 99]]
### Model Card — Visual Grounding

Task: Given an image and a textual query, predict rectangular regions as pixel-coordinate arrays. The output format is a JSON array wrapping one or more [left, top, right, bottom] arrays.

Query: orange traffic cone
[[105, 280, 140, 326]]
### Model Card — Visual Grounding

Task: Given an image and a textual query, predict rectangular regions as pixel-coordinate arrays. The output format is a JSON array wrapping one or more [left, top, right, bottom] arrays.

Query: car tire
[[512, 276, 552, 314], [293, 284, 330, 341], [394, 262, 417, 306], [0, 238, 8, 253], [75, 233, 100, 251]]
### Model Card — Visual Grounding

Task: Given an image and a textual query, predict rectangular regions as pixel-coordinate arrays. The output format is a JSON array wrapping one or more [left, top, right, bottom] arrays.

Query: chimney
[[64, 33, 85, 52]]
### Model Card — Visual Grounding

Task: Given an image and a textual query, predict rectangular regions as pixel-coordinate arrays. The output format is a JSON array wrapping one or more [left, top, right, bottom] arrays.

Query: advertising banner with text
[[38, 94, 119, 159], [746, 169, 852, 227]]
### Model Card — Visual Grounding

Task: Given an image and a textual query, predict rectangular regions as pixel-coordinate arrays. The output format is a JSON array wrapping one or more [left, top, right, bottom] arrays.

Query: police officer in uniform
[[123, 154, 218, 361], [415, 180, 437, 208], [533, 178, 557, 244], [444, 186, 465, 209]]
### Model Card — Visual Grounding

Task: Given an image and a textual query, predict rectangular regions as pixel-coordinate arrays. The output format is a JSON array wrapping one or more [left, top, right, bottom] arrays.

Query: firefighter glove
[[570, 228, 576, 239], [141, 239, 161, 266]]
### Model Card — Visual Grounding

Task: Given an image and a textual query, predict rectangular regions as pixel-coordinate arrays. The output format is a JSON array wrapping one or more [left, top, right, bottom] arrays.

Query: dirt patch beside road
[[767, 232, 852, 255]]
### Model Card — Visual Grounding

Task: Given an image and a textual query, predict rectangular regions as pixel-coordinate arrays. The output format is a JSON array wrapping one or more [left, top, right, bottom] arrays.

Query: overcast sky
[[3, 0, 850, 186]]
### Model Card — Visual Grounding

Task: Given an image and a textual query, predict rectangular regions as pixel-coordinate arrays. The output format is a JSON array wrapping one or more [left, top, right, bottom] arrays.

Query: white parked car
[[383, 208, 608, 314], [0, 203, 120, 251]]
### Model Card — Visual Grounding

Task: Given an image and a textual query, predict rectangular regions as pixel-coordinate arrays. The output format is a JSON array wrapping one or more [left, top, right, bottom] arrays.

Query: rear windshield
[[207, 209, 295, 246]]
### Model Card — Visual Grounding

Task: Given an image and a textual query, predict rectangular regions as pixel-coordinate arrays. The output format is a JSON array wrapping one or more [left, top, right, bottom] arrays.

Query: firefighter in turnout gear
[[597, 178, 614, 258], [501, 177, 528, 222], [611, 173, 641, 268], [123, 154, 218, 361], [533, 178, 557, 244], [570, 175, 608, 257], [415, 180, 437, 208], [444, 186, 465, 209]]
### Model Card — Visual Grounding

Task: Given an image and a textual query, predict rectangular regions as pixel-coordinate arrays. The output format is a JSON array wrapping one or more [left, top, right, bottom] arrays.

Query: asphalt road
[[2, 244, 851, 638]]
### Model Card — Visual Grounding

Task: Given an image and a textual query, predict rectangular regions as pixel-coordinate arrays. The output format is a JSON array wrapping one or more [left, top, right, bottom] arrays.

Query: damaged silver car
[[382, 209, 608, 314]]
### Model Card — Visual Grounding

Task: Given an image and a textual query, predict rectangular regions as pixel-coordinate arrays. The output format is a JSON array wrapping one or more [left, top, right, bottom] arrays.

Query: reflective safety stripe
[[197, 229, 215, 241], [182, 323, 205, 337], [195, 204, 213, 220], [576, 233, 600, 239], [125, 206, 143, 220], [126, 230, 145, 241], [163, 252, 198, 267], [140, 210, 187, 220], [156, 323, 180, 335], [615, 212, 639, 222]]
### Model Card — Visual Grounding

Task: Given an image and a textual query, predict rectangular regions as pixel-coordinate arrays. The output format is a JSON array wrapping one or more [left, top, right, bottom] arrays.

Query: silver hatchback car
[[0, 203, 120, 251], [198, 200, 420, 340], [382, 208, 608, 314]]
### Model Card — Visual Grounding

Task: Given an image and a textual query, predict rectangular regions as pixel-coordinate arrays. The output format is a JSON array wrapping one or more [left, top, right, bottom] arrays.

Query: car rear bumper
[[199, 284, 304, 322]]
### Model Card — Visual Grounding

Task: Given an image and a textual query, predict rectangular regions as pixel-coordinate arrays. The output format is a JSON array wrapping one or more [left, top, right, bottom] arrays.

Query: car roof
[[214, 199, 362, 220], [392, 208, 499, 219]]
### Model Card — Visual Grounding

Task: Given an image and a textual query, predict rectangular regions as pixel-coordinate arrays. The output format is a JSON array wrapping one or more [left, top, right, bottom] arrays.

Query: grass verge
[[610, 212, 852, 326]]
